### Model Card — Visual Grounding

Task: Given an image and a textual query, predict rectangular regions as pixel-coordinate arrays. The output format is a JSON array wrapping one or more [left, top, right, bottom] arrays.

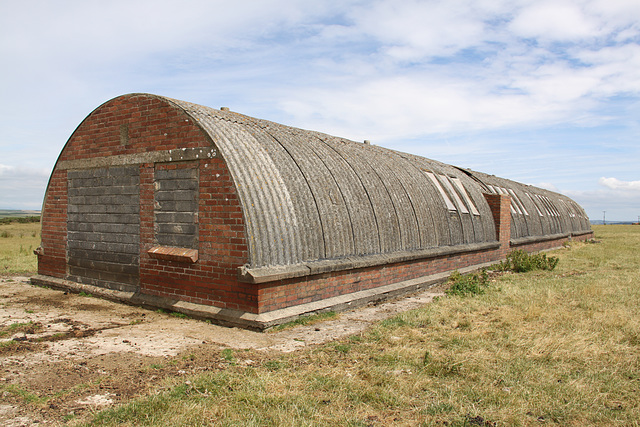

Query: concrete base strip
[[31, 261, 494, 331]]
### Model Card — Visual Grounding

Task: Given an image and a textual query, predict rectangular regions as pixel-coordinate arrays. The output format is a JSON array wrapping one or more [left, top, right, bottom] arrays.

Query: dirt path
[[0, 276, 443, 426]]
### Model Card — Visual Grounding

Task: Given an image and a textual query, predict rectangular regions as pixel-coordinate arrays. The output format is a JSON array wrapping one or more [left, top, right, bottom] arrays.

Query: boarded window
[[154, 165, 199, 249]]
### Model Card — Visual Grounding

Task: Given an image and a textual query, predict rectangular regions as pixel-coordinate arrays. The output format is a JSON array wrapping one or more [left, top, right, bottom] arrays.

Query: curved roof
[[160, 96, 591, 271], [167, 97, 509, 269]]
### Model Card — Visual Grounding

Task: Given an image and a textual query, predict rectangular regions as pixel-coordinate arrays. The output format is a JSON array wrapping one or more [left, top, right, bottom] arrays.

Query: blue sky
[[1, 0, 639, 221]]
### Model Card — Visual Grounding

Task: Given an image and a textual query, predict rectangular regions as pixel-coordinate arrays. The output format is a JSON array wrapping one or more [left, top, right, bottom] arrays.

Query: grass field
[[1, 223, 637, 425], [78, 224, 639, 426], [0, 220, 40, 274]]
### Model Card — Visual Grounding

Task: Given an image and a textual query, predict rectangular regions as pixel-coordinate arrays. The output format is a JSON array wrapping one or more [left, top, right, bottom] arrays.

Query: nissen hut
[[33, 94, 593, 329]]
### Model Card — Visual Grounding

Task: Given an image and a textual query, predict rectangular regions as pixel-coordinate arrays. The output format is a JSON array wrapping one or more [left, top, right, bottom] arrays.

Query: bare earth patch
[[0, 276, 443, 425]]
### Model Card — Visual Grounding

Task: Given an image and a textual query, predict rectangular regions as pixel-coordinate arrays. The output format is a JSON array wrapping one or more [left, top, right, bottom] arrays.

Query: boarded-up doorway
[[67, 166, 140, 292]]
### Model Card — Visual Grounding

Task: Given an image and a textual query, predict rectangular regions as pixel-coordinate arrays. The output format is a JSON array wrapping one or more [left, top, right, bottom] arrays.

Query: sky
[[1, 0, 639, 222]]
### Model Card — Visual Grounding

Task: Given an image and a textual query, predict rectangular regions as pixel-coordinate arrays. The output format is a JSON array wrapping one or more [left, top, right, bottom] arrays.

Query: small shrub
[[0, 231, 11, 238], [445, 270, 490, 297], [496, 249, 559, 273]]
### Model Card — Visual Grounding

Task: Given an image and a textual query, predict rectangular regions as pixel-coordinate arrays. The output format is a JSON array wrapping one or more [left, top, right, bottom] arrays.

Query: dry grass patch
[[86, 225, 640, 426]]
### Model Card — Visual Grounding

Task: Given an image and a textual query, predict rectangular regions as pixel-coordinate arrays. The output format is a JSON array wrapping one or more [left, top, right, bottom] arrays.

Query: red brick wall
[[257, 246, 505, 313], [139, 157, 255, 312]]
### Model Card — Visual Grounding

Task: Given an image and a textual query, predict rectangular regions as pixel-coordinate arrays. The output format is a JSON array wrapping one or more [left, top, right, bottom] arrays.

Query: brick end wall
[[38, 94, 253, 312]]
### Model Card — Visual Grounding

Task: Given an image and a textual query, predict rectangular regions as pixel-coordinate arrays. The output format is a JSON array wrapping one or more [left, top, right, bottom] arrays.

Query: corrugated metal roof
[[162, 96, 590, 270]]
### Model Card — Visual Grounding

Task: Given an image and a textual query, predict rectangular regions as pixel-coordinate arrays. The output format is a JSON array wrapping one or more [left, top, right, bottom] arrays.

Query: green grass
[[0, 220, 40, 274], [84, 225, 640, 426]]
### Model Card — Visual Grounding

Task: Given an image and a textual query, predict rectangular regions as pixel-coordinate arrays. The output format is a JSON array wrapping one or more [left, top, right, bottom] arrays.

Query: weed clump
[[495, 249, 559, 273], [445, 270, 489, 297], [445, 249, 559, 297]]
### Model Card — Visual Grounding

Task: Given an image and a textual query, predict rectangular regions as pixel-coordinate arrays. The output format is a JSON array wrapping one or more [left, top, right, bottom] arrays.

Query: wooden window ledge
[[148, 246, 198, 263]]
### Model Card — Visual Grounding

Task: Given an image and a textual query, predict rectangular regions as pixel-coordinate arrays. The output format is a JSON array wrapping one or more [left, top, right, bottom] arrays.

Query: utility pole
[[603, 211, 606, 225]]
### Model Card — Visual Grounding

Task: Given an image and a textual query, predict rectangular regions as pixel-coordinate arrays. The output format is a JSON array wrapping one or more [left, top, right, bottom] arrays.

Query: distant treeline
[[591, 220, 639, 225], [0, 216, 41, 225]]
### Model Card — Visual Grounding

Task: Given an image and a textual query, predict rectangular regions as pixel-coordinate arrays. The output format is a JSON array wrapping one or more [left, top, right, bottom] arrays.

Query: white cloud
[[348, 0, 488, 61], [278, 73, 576, 142], [509, 1, 601, 41], [599, 177, 640, 192], [565, 177, 640, 221]]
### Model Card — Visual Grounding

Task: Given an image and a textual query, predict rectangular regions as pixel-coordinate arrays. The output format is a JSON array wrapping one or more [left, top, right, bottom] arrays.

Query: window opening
[[559, 200, 575, 217], [440, 175, 469, 214], [451, 177, 480, 215], [569, 201, 584, 219], [543, 196, 561, 217], [536, 195, 555, 216], [154, 165, 199, 249], [525, 192, 544, 216], [424, 171, 456, 211], [534, 194, 551, 216], [508, 190, 523, 214], [508, 189, 529, 215]]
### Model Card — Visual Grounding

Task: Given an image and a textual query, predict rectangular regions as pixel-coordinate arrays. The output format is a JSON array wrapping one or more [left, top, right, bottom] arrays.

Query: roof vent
[[220, 107, 230, 111]]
